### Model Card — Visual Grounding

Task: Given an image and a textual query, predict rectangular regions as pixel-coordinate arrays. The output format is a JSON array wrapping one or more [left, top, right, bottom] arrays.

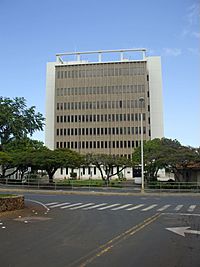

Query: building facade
[[45, 49, 164, 179]]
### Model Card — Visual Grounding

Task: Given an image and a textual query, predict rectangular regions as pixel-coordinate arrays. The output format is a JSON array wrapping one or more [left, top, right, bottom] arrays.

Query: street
[[0, 192, 200, 267]]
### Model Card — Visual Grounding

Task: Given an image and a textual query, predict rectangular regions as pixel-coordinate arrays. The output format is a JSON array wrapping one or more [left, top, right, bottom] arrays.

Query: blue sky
[[0, 0, 199, 147]]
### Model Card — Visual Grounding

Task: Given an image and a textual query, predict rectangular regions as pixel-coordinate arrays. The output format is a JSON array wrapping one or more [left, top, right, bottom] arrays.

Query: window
[[120, 141, 123, 148], [124, 141, 127, 148], [82, 142, 85, 149], [86, 141, 89, 149], [101, 141, 104, 148]]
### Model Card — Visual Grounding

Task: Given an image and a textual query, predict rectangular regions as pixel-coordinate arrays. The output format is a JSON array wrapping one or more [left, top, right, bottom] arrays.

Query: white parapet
[[45, 62, 56, 149], [147, 56, 164, 139]]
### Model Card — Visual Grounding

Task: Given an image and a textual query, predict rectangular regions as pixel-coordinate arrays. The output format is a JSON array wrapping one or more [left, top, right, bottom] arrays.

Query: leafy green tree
[[0, 138, 44, 181], [0, 97, 44, 148], [132, 138, 198, 181], [85, 154, 133, 182], [29, 148, 84, 183]]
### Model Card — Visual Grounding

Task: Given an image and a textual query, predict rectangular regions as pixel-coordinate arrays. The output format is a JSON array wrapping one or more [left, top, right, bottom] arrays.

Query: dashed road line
[[187, 205, 196, 212], [83, 203, 108, 210], [70, 203, 95, 210], [50, 202, 70, 208], [142, 204, 158, 211], [126, 204, 144, 211], [98, 203, 121, 210], [45, 202, 59, 206], [157, 205, 171, 211], [61, 203, 83, 209], [174, 205, 183, 211], [111, 204, 133, 211]]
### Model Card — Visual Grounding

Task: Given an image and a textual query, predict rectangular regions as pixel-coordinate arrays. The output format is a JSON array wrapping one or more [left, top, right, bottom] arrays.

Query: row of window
[[56, 126, 147, 136], [60, 167, 97, 176], [56, 85, 146, 96], [56, 66, 146, 79], [56, 100, 146, 110], [56, 140, 141, 149], [56, 113, 147, 123]]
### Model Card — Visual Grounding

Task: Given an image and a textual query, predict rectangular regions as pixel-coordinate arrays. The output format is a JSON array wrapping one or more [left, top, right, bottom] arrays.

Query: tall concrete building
[[45, 49, 164, 163]]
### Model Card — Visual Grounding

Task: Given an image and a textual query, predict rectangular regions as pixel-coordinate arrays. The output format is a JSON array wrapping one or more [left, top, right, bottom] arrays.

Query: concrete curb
[[0, 188, 200, 197]]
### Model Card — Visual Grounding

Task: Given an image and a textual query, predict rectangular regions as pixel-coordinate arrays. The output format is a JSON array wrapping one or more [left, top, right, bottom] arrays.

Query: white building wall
[[45, 62, 56, 149], [54, 167, 133, 180], [147, 56, 164, 139]]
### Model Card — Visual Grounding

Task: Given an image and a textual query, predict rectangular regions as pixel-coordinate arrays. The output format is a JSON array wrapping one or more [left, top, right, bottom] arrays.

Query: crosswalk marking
[[187, 205, 196, 212], [111, 204, 133, 211], [61, 203, 83, 209], [50, 202, 70, 208], [98, 204, 120, 210], [70, 203, 94, 210], [126, 204, 145, 211], [83, 203, 107, 210], [174, 205, 183, 211], [43, 201, 199, 213], [142, 204, 158, 211], [45, 202, 58, 206], [157, 205, 171, 211]]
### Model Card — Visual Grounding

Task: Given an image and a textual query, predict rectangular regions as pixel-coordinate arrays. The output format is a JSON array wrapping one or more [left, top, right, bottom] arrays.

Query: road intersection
[[0, 191, 200, 267]]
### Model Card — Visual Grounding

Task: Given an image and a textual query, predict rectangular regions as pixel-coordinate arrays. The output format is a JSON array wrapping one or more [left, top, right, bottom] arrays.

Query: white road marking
[[26, 199, 50, 211], [142, 204, 158, 211], [126, 204, 144, 211], [166, 227, 200, 237], [174, 205, 183, 211], [157, 205, 171, 211], [187, 205, 196, 212], [50, 202, 70, 208], [70, 203, 94, 210], [98, 204, 121, 210], [45, 202, 59, 206], [111, 204, 133, 210], [83, 203, 107, 210], [60, 203, 83, 209]]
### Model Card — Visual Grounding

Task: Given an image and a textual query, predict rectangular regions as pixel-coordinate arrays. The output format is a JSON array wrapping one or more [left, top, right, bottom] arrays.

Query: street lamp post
[[78, 119, 81, 179], [139, 97, 145, 193]]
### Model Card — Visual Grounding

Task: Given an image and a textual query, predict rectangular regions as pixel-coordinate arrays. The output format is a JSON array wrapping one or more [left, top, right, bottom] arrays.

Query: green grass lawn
[[0, 194, 16, 198], [56, 179, 123, 187]]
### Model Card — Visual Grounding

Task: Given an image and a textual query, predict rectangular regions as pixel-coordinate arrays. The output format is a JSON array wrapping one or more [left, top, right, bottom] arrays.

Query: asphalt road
[[0, 192, 200, 267]]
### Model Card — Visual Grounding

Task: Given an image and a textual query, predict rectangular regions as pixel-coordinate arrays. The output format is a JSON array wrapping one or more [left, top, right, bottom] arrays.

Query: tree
[[132, 138, 198, 181], [85, 154, 133, 182], [30, 148, 84, 183], [0, 138, 44, 181], [132, 138, 167, 181], [0, 97, 44, 148]]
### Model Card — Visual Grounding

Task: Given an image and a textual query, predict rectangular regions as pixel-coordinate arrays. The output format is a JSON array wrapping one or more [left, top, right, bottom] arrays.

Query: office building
[[45, 49, 164, 178]]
